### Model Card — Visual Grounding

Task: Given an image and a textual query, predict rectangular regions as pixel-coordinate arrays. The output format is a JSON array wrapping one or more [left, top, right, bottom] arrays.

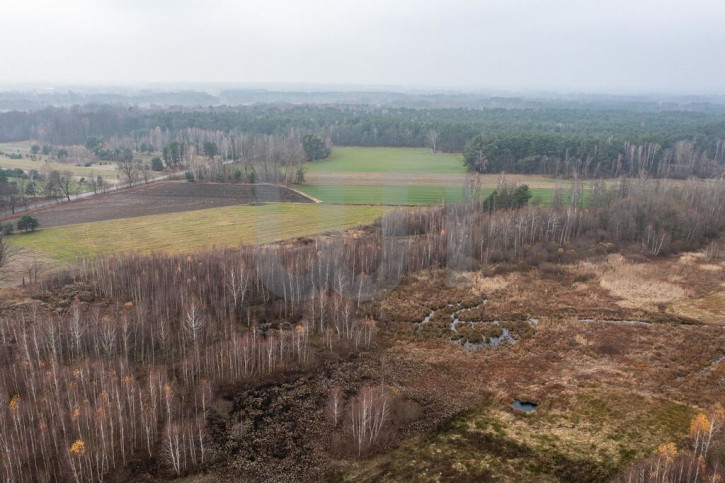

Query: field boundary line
[[190, 181, 322, 203], [274, 183, 323, 203]]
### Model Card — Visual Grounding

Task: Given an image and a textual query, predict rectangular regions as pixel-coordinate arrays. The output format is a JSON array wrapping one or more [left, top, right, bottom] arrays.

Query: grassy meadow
[[306, 147, 467, 174], [12, 203, 388, 261], [296, 184, 581, 205], [296, 185, 479, 205], [0, 157, 117, 178], [301, 147, 593, 205], [0, 140, 128, 185]]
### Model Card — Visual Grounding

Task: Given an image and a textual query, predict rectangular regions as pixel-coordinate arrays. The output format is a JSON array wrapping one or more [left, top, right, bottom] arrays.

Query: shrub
[[17, 215, 39, 232], [481, 323, 504, 340], [151, 157, 164, 171], [466, 328, 483, 344], [302, 134, 331, 161]]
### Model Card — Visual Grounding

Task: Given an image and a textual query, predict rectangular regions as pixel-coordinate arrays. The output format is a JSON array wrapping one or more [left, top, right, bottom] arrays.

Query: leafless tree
[[57, 170, 76, 201], [348, 386, 390, 456], [425, 129, 438, 153], [0, 235, 17, 280], [327, 387, 343, 427], [117, 158, 139, 187], [462, 171, 481, 203]]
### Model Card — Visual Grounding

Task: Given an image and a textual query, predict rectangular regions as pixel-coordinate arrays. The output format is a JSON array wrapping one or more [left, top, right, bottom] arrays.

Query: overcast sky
[[1, 0, 724, 94]]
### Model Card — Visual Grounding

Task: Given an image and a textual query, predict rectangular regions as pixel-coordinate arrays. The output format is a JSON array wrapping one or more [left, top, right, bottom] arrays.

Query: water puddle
[[488, 327, 516, 346], [452, 322, 517, 350], [511, 400, 538, 413]]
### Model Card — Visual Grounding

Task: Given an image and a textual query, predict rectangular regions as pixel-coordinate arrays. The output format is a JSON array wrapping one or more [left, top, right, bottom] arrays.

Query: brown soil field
[[2, 181, 313, 229]]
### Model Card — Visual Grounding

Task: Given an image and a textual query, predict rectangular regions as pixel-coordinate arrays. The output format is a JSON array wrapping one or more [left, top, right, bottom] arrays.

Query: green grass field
[[12, 204, 388, 261], [296, 185, 479, 205], [307, 147, 466, 174], [300, 147, 595, 205], [0, 141, 38, 155], [298, 183, 586, 206]]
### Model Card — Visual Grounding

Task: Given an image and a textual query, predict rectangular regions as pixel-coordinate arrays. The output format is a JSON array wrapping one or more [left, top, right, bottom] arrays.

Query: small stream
[[449, 305, 534, 351], [579, 318, 649, 326], [704, 355, 725, 372], [416, 300, 538, 351], [678, 355, 725, 381]]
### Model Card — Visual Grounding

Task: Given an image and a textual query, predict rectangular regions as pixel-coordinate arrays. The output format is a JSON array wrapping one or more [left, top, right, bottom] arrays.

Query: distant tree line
[[463, 133, 725, 178], [3, 104, 725, 177]]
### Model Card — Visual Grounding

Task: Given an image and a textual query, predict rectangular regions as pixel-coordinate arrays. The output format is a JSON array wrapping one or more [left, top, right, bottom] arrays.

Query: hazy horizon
[[2, 0, 725, 95], [3, 82, 725, 99]]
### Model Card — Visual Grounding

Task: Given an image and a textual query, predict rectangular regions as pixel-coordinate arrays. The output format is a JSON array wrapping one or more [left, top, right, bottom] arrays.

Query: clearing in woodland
[[300, 147, 596, 205], [305, 147, 467, 174]]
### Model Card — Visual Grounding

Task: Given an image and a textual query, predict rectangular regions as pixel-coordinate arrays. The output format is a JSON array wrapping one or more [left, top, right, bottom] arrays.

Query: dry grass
[[670, 292, 725, 325], [346, 252, 725, 481], [0, 246, 56, 288], [677, 252, 705, 265], [469, 271, 517, 294], [578, 254, 689, 310]]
